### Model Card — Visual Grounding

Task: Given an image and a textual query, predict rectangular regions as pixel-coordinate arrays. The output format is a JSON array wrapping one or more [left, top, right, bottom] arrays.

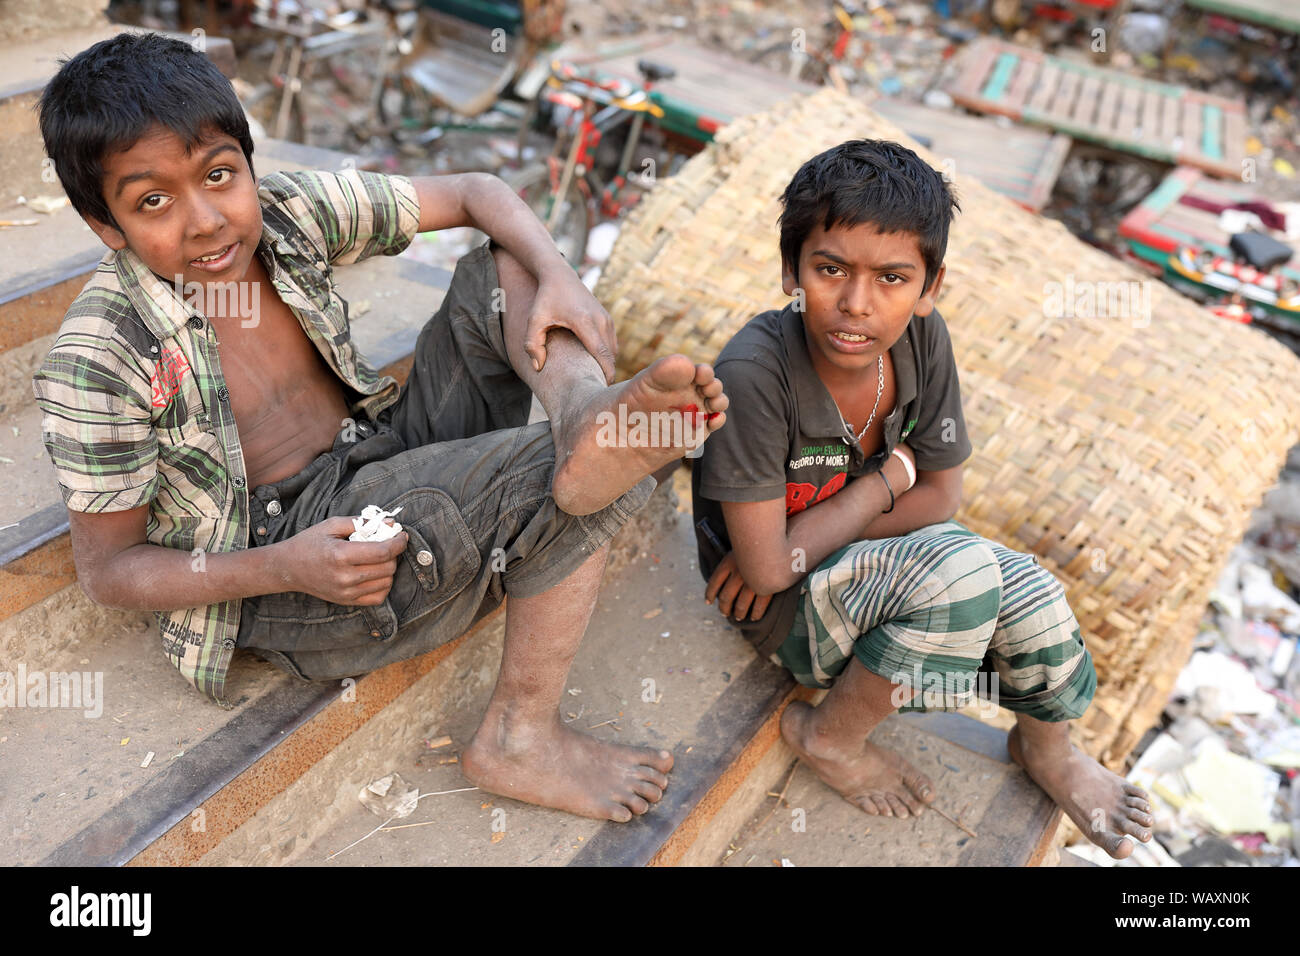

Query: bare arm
[[68, 506, 408, 612], [409, 173, 618, 381], [720, 451, 938, 597], [708, 456, 962, 621], [855, 462, 963, 540]]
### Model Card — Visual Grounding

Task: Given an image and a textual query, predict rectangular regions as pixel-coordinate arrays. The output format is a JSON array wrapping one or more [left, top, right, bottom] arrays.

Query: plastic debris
[[358, 772, 419, 819], [350, 505, 403, 542]]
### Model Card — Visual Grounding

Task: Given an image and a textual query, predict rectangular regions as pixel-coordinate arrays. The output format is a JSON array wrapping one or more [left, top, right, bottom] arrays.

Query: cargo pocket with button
[[383, 487, 480, 628]]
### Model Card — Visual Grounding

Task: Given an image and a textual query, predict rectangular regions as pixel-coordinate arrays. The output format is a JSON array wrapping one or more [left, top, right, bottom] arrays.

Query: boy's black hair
[[778, 139, 959, 293], [37, 31, 255, 233]]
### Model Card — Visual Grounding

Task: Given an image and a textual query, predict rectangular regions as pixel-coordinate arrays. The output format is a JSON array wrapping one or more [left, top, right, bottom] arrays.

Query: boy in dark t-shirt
[[691, 140, 1154, 859]]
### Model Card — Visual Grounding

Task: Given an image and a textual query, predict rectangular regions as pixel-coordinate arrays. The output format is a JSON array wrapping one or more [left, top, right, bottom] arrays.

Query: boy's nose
[[187, 197, 227, 237], [840, 280, 874, 317]]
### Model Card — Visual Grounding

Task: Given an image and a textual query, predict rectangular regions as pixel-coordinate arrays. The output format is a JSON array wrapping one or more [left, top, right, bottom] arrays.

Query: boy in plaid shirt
[[34, 32, 729, 823]]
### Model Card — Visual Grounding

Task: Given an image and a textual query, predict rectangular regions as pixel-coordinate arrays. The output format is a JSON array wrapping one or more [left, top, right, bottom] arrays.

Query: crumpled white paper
[[349, 505, 403, 542], [358, 772, 419, 819]]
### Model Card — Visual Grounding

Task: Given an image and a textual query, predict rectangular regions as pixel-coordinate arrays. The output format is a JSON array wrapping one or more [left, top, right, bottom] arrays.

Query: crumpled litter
[[358, 772, 419, 819], [349, 505, 403, 542], [1173, 650, 1278, 718]]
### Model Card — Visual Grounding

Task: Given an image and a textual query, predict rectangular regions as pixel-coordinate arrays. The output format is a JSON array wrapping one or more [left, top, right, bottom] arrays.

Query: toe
[[636, 766, 670, 790], [609, 803, 633, 823], [696, 379, 728, 403], [1123, 782, 1149, 800], [898, 791, 926, 816], [851, 795, 881, 816], [1118, 816, 1152, 842], [1125, 805, 1155, 827], [694, 363, 715, 386], [631, 778, 664, 804], [869, 794, 894, 816], [624, 794, 651, 816], [905, 769, 937, 804], [1103, 832, 1135, 860], [884, 793, 910, 818], [648, 749, 674, 773]]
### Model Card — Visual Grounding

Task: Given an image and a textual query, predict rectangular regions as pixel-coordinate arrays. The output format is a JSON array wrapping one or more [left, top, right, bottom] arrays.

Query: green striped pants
[[778, 520, 1096, 722]]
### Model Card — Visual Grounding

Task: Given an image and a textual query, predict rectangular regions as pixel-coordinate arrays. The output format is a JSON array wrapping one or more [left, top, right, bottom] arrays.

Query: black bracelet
[[877, 469, 895, 513]]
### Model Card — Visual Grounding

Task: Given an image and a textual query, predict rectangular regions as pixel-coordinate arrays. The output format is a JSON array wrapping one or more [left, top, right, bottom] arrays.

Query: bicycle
[[506, 57, 693, 265]]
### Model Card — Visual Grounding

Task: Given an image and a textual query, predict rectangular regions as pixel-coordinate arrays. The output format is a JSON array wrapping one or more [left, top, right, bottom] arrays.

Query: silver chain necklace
[[834, 355, 885, 445]]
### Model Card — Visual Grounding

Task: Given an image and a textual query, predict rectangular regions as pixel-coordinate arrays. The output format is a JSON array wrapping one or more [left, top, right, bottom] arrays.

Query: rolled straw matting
[[597, 89, 1300, 766]]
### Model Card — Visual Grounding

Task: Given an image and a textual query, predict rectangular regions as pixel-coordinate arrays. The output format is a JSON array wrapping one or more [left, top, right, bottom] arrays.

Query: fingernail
[[706, 411, 721, 420]]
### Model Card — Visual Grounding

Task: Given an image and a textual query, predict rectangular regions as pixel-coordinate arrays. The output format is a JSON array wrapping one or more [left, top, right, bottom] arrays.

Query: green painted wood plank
[[1139, 171, 1194, 215], [1201, 103, 1223, 160], [981, 52, 1019, 103]]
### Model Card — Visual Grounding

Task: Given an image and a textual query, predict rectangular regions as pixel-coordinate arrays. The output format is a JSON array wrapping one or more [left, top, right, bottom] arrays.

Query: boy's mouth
[[828, 329, 876, 352], [190, 242, 239, 272]]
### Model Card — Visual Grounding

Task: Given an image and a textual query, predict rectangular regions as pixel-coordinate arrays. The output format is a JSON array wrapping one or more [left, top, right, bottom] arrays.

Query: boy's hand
[[525, 268, 618, 384], [281, 517, 409, 606], [706, 551, 773, 622]]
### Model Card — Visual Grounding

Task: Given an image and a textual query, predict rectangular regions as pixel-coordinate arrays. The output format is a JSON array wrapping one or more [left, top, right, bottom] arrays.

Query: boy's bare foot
[[462, 714, 674, 823], [780, 700, 936, 818], [551, 353, 728, 516], [1007, 723, 1155, 860]]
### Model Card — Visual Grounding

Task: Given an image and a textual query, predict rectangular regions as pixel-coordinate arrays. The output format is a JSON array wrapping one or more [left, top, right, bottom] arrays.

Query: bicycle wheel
[[506, 161, 593, 266]]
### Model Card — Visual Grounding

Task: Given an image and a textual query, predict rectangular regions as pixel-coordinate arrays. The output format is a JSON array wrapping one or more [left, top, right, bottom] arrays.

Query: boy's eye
[[881, 273, 907, 284], [818, 264, 845, 277], [138, 194, 168, 212], [207, 167, 234, 185]]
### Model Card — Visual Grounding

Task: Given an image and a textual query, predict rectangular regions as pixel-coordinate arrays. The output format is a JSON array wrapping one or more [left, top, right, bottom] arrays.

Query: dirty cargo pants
[[236, 242, 655, 681]]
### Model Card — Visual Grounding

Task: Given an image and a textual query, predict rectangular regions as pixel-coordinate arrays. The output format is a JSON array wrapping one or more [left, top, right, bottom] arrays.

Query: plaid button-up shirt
[[32, 169, 422, 705]]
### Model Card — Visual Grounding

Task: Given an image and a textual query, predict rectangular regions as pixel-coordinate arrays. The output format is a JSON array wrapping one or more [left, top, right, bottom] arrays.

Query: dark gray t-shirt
[[691, 302, 973, 656]]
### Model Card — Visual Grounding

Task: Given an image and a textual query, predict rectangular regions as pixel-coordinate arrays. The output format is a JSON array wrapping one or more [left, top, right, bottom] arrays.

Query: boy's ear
[[83, 213, 128, 252], [913, 263, 946, 317], [781, 259, 798, 297]]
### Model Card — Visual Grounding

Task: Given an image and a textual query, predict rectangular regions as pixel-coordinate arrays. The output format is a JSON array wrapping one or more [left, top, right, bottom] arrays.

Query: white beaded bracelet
[[890, 447, 916, 491]]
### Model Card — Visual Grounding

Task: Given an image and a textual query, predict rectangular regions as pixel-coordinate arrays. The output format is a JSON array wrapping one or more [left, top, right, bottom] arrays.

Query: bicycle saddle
[[1229, 231, 1293, 272], [637, 59, 677, 83]]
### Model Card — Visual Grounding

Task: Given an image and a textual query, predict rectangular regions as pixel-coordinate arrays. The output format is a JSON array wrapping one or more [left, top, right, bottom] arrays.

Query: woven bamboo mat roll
[[597, 88, 1300, 767]]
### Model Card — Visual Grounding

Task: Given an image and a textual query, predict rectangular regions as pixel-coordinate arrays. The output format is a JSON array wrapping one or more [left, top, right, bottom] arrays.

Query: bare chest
[[209, 271, 350, 486]]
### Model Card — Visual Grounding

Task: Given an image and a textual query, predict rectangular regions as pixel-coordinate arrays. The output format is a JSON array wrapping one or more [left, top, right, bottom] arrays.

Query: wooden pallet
[[946, 37, 1249, 179], [871, 97, 1071, 212], [1119, 164, 1300, 284]]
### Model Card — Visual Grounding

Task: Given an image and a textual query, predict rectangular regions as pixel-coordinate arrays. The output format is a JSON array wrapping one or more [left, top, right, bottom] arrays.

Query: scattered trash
[[140, 751, 154, 769], [585, 221, 621, 263], [1097, 465, 1300, 868], [17, 195, 70, 214], [358, 772, 419, 820]]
